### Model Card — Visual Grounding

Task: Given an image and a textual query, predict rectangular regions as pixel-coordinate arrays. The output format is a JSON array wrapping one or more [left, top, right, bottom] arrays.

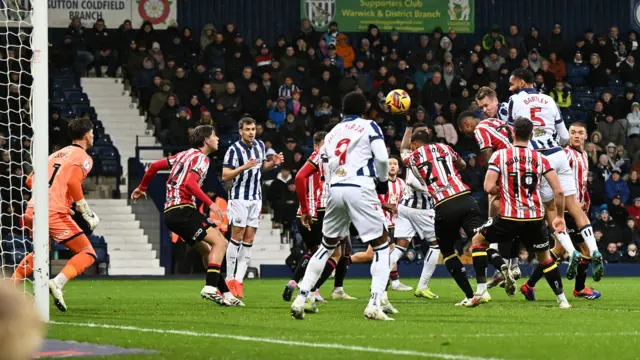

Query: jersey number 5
[[335, 138, 351, 166], [529, 107, 544, 126]]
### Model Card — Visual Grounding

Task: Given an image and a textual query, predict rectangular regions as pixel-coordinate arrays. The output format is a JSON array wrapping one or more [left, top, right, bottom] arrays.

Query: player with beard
[[521, 122, 602, 300], [508, 69, 604, 282]]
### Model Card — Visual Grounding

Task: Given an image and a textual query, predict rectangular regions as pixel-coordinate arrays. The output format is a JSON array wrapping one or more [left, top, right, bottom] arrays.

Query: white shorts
[[539, 150, 576, 203], [228, 199, 261, 228], [394, 205, 436, 241], [322, 185, 386, 242]]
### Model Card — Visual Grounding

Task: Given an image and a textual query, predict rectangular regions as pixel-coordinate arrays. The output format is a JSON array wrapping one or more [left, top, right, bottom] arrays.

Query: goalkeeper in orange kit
[[11, 118, 100, 312]]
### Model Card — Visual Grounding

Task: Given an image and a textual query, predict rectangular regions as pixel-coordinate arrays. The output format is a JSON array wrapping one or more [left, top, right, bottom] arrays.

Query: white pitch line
[[50, 321, 504, 360]]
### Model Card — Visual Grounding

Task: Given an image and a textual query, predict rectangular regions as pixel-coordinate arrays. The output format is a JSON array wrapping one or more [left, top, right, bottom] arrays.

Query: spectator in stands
[[336, 34, 355, 69], [198, 83, 217, 113], [623, 243, 640, 263], [268, 167, 293, 228], [606, 168, 630, 203], [610, 194, 630, 228], [52, 34, 80, 75], [169, 107, 195, 146], [598, 114, 626, 146], [482, 25, 505, 51], [181, 27, 200, 57], [587, 53, 609, 87], [629, 173, 640, 205], [504, 47, 521, 72], [323, 21, 341, 47], [199, 23, 216, 52], [67, 17, 93, 75], [460, 154, 483, 193], [280, 180, 299, 232], [621, 55, 640, 87], [155, 95, 179, 145], [587, 101, 606, 134], [550, 81, 571, 110], [483, 49, 505, 79], [148, 79, 173, 119], [217, 82, 242, 121], [467, 64, 489, 90], [49, 110, 69, 150], [583, 29, 597, 57], [528, 49, 543, 72], [548, 52, 566, 81], [89, 18, 118, 78], [525, 26, 545, 55], [506, 24, 526, 56], [203, 33, 226, 71], [548, 23, 566, 58], [186, 95, 204, 123], [604, 242, 622, 263], [269, 97, 288, 128], [433, 115, 457, 145], [628, 196, 640, 225]]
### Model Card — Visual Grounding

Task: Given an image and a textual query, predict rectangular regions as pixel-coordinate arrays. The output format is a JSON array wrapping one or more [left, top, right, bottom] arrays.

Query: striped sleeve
[[368, 121, 384, 142], [223, 147, 237, 169], [474, 126, 491, 150], [190, 154, 210, 178]]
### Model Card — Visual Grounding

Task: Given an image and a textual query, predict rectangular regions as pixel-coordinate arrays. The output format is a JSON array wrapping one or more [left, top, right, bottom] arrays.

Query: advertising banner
[[301, 0, 474, 33], [0, 0, 177, 29]]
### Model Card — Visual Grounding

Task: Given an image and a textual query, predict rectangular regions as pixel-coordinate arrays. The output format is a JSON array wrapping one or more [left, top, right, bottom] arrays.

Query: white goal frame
[[31, 0, 49, 322]]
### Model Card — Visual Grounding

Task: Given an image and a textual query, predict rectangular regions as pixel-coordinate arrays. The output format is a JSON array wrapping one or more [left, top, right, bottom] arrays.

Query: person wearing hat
[[482, 24, 505, 51], [548, 22, 566, 58], [325, 43, 344, 74], [323, 21, 341, 47], [606, 167, 630, 204], [609, 194, 629, 228], [255, 43, 273, 69], [525, 26, 545, 56], [268, 96, 288, 128], [336, 33, 355, 69]]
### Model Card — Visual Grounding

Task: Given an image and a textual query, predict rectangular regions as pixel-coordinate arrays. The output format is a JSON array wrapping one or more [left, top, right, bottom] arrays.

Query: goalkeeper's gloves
[[76, 199, 100, 230]]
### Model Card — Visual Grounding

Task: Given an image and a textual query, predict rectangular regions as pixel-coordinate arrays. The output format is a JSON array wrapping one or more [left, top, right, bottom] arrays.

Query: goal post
[[31, 0, 49, 322], [0, 0, 49, 321]]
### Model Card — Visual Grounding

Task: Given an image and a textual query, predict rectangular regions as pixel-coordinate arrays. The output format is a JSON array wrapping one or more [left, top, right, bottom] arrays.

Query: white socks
[[235, 242, 253, 283], [489, 242, 499, 250], [389, 245, 407, 266], [53, 273, 68, 289], [225, 239, 241, 281], [580, 225, 598, 255], [557, 292, 568, 303], [368, 241, 391, 307], [297, 242, 336, 298], [418, 245, 440, 290], [477, 282, 487, 294], [555, 231, 576, 254]]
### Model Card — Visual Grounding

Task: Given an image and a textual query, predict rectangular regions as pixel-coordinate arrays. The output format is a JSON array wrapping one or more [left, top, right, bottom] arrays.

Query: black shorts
[[298, 210, 324, 250], [164, 205, 215, 246], [564, 212, 584, 244], [477, 216, 550, 251], [434, 193, 483, 253]]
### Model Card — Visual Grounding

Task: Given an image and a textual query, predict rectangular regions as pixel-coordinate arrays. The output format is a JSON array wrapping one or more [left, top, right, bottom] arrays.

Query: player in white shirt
[[508, 69, 604, 281], [222, 118, 284, 299], [291, 92, 394, 321], [393, 122, 440, 300]]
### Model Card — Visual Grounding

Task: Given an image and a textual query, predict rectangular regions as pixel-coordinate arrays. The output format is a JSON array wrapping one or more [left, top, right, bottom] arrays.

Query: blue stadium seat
[[71, 104, 90, 117], [66, 91, 87, 102], [95, 247, 108, 264], [581, 98, 596, 110], [573, 110, 588, 122], [572, 87, 593, 98], [568, 76, 585, 86], [593, 87, 607, 97], [100, 159, 121, 176], [611, 86, 625, 96], [59, 107, 76, 119], [96, 146, 118, 160]]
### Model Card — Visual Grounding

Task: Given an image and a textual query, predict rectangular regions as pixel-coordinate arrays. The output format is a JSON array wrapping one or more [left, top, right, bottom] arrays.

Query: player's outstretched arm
[[263, 152, 284, 171], [68, 166, 100, 230], [554, 106, 570, 145], [133, 158, 171, 200]]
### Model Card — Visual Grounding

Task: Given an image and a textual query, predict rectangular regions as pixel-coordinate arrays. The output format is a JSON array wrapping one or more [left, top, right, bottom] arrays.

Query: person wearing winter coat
[[525, 26, 546, 55], [550, 81, 571, 109], [587, 53, 609, 87], [627, 102, 640, 137], [606, 168, 630, 203], [481, 25, 505, 51], [620, 55, 640, 86], [482, 49, 505, 79], [336, 34, 355, 69], [548, 52, 566, 81], [506, 24, 527, 56], [433, 115, 458, 145], [528, 49, 543, 72], [597, 115, 626, 146]]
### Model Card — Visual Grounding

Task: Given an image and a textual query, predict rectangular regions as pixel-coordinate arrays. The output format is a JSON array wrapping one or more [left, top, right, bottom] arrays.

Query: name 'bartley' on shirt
[[523, 96, 549, 105]]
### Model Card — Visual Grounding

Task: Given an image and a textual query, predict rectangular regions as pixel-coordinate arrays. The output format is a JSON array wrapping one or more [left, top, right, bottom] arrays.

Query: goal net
[[0, 0, 49, 320]]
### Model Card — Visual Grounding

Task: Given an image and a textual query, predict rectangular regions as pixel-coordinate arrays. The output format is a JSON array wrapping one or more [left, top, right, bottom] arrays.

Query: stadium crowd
[[38, 18, 640, 264]]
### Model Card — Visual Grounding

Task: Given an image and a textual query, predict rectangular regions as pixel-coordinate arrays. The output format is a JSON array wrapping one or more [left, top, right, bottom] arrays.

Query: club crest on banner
[[305, 0, 335, 29]]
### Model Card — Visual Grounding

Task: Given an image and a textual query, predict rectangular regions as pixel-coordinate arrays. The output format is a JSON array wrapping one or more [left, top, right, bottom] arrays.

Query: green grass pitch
[[47, 278, 640, 359]]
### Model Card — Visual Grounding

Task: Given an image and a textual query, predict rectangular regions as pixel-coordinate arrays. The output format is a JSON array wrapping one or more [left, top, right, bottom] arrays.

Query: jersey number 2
[[335, 138, 351, 166]]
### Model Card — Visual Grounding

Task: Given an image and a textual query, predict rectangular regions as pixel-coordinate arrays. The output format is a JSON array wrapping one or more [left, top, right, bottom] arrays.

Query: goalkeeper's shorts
[[24, 207, 84, 243]]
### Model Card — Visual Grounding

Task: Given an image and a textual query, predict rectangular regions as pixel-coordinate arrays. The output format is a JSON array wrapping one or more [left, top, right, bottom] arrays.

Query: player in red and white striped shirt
[[407, 131, 483, 306], [467, 117, 570, 308], [132, 125, 243, 307], [459, 102, 522, 282], [282, 132, 355, 304], [522, 122, 602, 301]]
